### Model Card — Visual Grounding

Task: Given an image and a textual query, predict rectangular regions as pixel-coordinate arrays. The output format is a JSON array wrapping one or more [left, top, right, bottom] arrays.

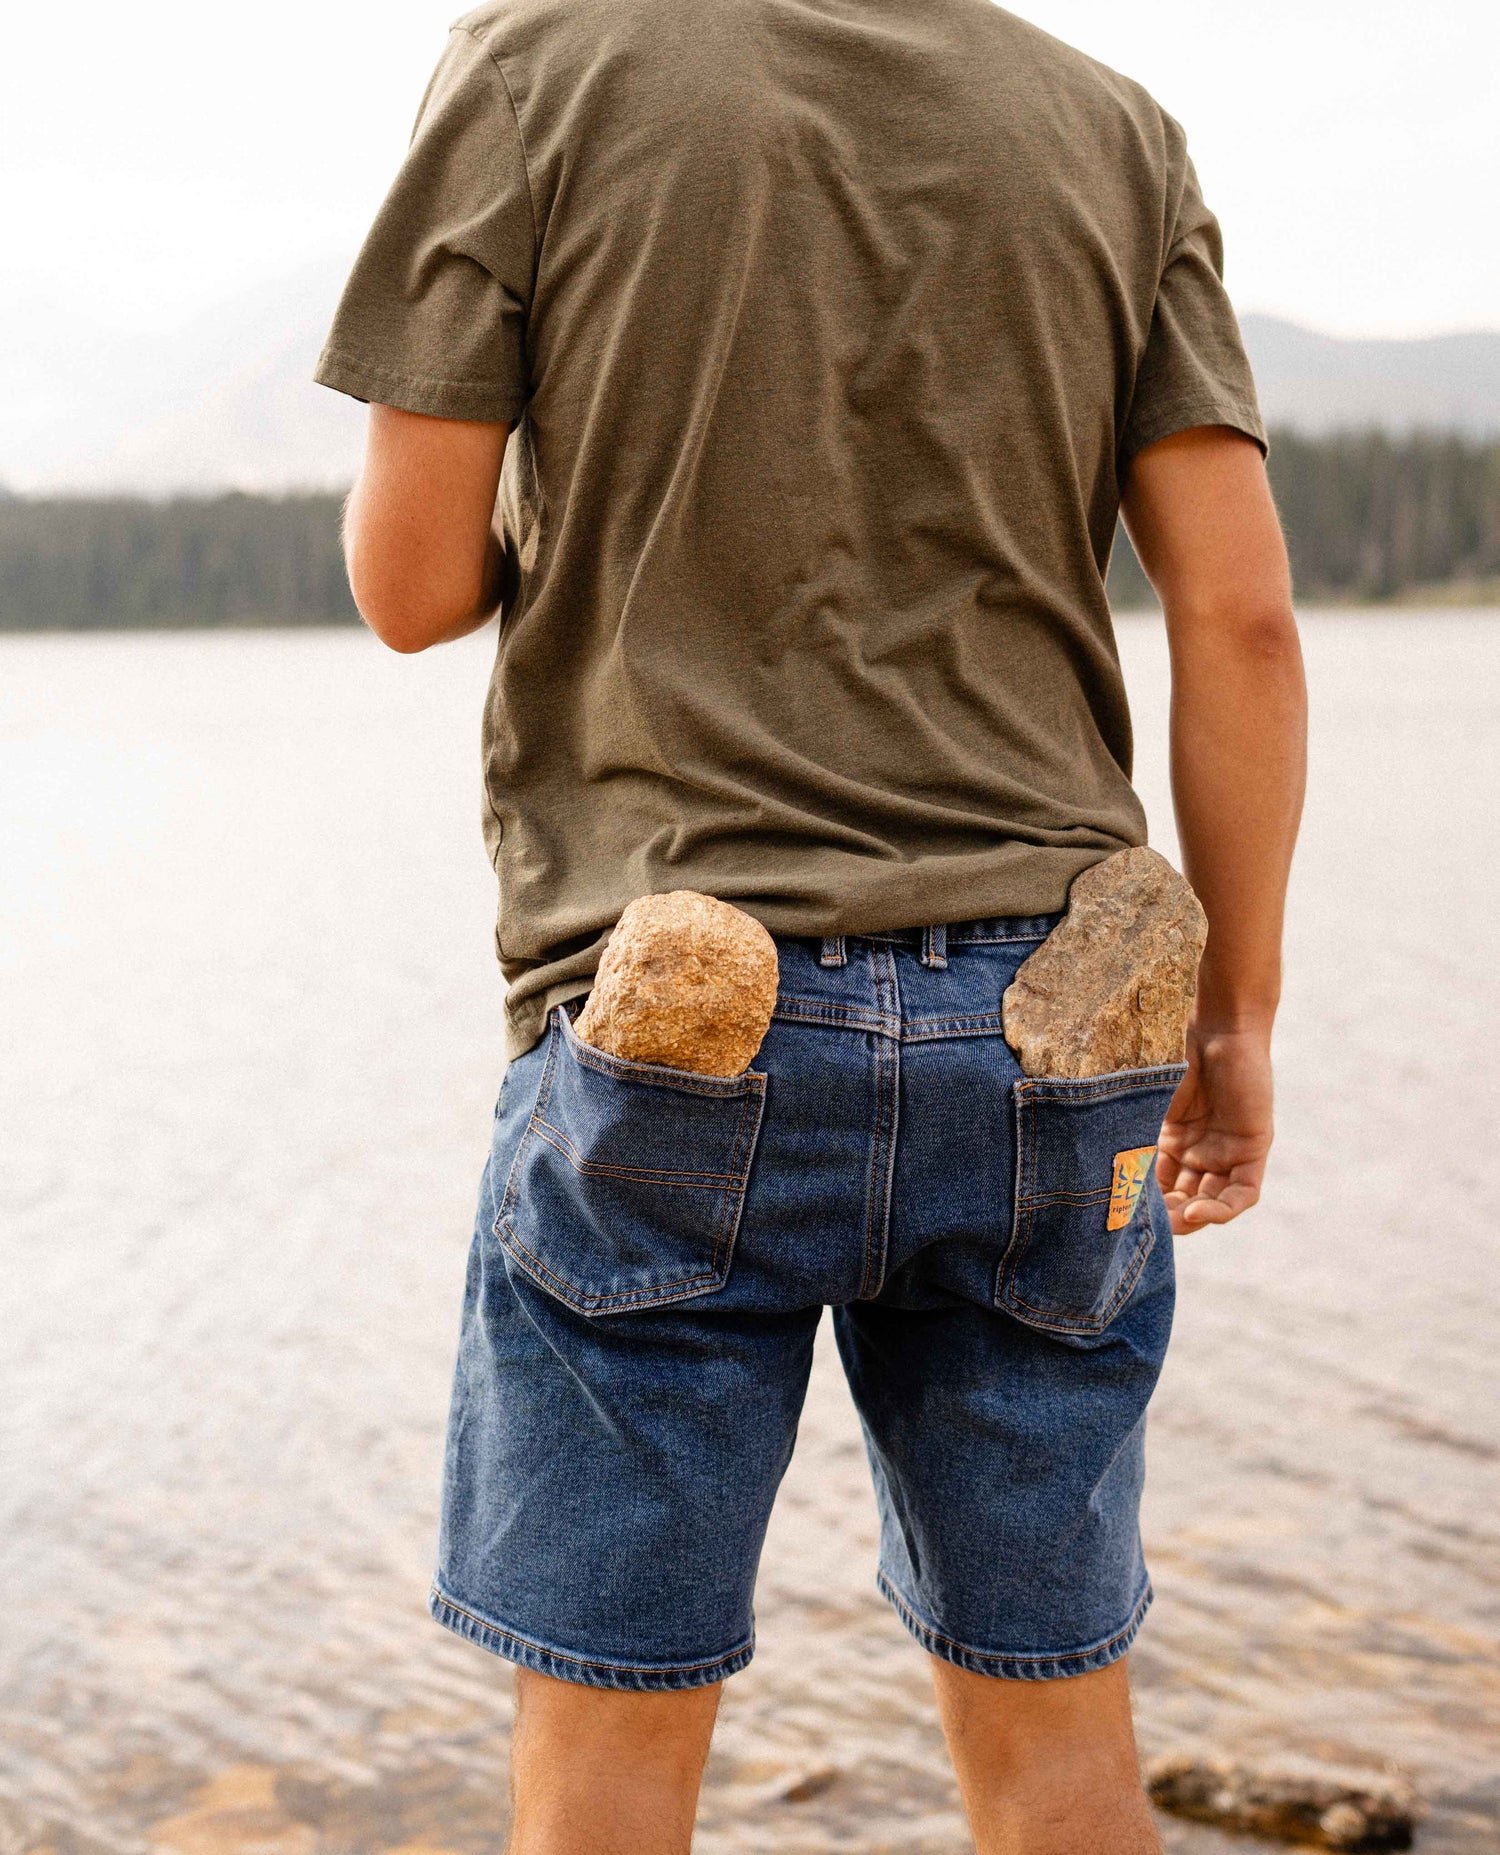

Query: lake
[[1, 615, 1497, 1853]]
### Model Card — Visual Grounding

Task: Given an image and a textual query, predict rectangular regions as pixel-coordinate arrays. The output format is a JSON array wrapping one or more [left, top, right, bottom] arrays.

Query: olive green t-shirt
[[315, 0, 1265, 1062]]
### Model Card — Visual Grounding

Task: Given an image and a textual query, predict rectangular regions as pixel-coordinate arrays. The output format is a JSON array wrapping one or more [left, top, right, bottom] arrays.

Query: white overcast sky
[[3, 0, 1497, 339]]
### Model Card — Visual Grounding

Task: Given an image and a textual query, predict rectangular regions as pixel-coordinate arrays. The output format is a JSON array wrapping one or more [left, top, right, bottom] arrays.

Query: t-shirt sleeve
[[1119, 147, 1267, 473], [313, 27, 535, 424]]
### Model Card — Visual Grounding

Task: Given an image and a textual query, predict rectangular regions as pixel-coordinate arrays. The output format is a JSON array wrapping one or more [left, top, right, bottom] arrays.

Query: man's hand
[[342, 403, 510, 653], [1156, 1023, 1274, 1233]]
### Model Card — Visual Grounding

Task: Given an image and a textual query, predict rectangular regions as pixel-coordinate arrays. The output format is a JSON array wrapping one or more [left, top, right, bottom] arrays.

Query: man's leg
[[931, 1656, 1160, 1855], [508, 1670, 722, 1855]]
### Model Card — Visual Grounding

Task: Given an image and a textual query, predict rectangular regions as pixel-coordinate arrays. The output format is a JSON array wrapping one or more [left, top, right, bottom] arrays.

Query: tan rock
[[1002, 847, 1206, 1078], [1146, 1753, 1419, 1850], [574, 891, 779, 1077]]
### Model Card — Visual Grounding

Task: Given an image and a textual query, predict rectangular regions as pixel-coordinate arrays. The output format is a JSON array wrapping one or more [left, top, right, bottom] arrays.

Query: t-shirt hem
[[497, 838, 1141, 1063], [312, 346, 527, 425], [504, 977, 595, 1064], [1119, 394, 1268, 473]]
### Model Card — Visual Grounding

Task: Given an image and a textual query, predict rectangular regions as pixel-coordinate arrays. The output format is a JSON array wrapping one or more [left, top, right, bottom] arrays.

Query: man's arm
[[342, 403, 510, 653], [1120, 425, 1307, 1232]]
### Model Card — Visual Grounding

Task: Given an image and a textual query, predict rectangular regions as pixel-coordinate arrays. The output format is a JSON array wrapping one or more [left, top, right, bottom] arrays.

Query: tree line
[[0, 491, 359, 630], [1108, 429, 1500, 607], [3, 429, 1499, 630]]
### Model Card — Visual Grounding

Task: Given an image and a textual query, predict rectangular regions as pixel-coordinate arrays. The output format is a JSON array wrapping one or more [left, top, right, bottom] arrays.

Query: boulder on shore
[[1146, 1753, 1419, 1851]]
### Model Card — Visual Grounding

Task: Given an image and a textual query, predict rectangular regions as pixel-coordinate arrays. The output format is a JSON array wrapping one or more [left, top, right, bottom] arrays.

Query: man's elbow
[[359, 603, 449, 654], [1168, 592, 1301, 665], [346, 558, 466, 654], [1229, 600, 1302, 668]]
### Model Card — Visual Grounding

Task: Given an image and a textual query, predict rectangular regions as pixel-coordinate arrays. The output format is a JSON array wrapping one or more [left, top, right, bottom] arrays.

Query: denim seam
[[430, 1585, 755, 1681], [860, 946, 900, 1296], [560, 1009, 766, 1098], [945, 932, 1051, 945], [495, 1015, 561, 1230], [1000, 1083, 1056, 1324], [901, 1010, 1008, 1034], [701, 1089, 751, 1285], [770, 1005, 1038, 1043], [1014, 1065, 1187, 1106], [1004, 1226, 1157, 1334], [1021, 1187, 1113, 1209], [773, 997, 902, 1037], [711, 1083, 765, 1277], [862, 928, 1055, 949], [900, 1024, 1007, 1045], [876, 1573, 1153, 1674], [496, 1215, 724, 1309], [528, 1118, 752, 1186]]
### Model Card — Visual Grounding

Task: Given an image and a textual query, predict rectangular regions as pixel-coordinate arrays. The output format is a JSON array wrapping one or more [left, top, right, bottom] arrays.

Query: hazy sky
[[4, 0, 1497, 339]]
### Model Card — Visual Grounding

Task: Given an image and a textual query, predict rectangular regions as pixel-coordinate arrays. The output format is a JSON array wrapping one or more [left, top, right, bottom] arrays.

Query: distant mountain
[[1241, 315, 1500, 437], [0, 259, 365, 497], [2, 260, 1497, 495]]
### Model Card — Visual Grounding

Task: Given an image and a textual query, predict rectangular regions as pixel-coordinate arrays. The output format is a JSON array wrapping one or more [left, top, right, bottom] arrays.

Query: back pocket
[[997, 1065, 1186, 1338], [495, 1005, 767, 1316]]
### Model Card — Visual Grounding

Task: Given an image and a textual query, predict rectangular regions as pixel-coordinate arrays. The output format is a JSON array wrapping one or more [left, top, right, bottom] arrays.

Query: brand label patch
[[1107, 1147, 1157, 1231]]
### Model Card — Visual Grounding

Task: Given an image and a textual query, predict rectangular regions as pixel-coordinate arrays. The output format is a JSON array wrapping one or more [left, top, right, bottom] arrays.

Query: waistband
[[786, 914, 1063, 973]]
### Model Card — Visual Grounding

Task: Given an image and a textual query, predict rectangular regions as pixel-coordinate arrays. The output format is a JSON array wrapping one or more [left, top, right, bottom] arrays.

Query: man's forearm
[[1119, 428, 1304, 1229], [1166, 606, 1307, 1030], [1121, 426, 1307, 1034]]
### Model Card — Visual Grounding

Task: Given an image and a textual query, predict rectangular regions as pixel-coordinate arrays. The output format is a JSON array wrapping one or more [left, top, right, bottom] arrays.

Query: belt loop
[[819, 934, 847, 968], [921, 923, 948, 969]]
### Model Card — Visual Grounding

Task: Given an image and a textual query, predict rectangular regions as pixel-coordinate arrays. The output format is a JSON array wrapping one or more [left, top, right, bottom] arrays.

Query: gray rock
[[1002, 847, 1206, 1078], [574, 891, 779, 1077], [1146, 1753, 1419, 1850]]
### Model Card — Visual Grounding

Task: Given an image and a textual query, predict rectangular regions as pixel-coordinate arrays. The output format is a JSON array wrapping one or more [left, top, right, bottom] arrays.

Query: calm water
[[2, 616, 1497, 1855]]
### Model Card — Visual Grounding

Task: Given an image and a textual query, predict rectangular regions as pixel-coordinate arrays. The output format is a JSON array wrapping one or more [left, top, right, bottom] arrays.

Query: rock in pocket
[[494, 1004, 768, 1316]]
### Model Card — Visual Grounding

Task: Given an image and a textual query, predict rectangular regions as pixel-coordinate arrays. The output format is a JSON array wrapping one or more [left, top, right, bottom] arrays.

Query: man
[[315, 0, 1306, 1846]]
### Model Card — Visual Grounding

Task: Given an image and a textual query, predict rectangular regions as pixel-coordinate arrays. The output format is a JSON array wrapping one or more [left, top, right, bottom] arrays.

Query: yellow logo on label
[[1107, 1147, 1157, 1231]]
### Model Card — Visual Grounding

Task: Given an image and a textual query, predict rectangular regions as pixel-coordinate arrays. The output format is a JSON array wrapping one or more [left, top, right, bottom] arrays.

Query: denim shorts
[[430, 918, 1184, 1691]]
